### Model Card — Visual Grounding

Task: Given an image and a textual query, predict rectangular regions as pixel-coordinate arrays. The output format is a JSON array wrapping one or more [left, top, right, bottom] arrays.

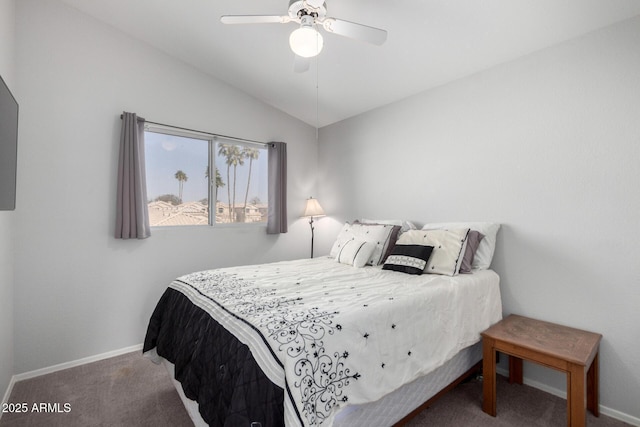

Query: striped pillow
[[330, 223, 399, 265], [336, 239, 376, 268]]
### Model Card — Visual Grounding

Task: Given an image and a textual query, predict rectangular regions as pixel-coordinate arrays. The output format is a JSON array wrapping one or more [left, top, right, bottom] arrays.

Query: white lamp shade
[[303, 198, 325, 217], [289, 27, 324, 58]]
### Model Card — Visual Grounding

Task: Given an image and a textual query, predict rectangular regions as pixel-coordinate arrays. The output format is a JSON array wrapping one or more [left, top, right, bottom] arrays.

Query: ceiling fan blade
[[321, 18, 387, 45], [220, 15, 291, 24], [293, 55, 310, 73]]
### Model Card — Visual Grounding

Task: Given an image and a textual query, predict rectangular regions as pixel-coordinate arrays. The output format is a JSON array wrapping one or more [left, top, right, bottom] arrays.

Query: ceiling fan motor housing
[[288, 0, 327, 20]]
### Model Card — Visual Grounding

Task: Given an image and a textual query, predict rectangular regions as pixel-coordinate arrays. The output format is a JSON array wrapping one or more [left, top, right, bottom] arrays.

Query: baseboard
[[0, 375, 17, 420], [601, 407, 640, 427], [12, 343, 143, 383], [496, 367, 640, 426]]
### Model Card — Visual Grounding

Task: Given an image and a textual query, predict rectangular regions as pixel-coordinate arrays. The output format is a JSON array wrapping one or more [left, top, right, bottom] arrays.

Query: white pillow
[[421, 222, 500, 270], [359, 218, 417, 234], [330, 223, 397, 265], [336, 240, 376, 268], [396, 228, 469, 276]]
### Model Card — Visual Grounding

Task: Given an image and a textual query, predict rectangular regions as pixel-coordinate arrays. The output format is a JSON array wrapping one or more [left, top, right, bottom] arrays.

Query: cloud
[[161, 139, 177, 151]]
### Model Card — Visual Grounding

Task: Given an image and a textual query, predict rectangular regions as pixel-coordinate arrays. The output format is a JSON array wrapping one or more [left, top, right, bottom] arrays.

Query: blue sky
[[144, 132, 268, 204]]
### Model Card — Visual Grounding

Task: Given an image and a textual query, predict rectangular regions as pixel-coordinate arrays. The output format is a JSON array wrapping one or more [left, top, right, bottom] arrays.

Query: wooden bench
[[481, 314, 602, 427]]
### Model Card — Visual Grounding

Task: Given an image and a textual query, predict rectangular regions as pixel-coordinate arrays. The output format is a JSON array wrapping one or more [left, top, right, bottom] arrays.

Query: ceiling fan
[[221, 0, 387, 72]]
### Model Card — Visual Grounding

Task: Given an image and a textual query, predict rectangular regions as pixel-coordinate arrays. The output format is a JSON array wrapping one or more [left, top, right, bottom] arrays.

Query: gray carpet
[[0, 351, 192, 427], [405, 374, 629, 427], [0, 351, 631, 427]]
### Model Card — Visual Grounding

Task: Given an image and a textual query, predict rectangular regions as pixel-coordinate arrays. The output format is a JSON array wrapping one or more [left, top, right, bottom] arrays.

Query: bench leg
[[587, 352, 599, 416], [482, 338, 497, 416], [508, 356, 523, 384], [567, 364, 586, 427]]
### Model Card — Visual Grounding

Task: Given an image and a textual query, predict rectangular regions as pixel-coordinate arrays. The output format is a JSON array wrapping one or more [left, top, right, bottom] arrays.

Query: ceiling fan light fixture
[[289, 25, 323, 58], [222, 0, 387, 64]]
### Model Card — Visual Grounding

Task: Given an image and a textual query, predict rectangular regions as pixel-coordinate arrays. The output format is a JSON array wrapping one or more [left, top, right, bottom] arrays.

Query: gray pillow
[[459, 230, 485, 273]]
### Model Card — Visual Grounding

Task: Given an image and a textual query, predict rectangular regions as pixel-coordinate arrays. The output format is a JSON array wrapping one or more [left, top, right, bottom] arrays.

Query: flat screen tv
[[0, 74, 18, 211]]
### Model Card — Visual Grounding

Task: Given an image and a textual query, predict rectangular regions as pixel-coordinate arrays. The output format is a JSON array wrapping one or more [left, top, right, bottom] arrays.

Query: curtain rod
[[120, 114, 268, 147]]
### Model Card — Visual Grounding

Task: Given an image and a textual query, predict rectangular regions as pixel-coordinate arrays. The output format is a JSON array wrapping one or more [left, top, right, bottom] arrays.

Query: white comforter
[[170, 256, 502, 426]]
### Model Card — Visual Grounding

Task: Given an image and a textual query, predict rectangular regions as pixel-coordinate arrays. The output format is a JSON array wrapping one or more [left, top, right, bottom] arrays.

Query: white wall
[[318, 16, 640, 423], [0, 0, 16, 405], [13, 0, 318, 374]]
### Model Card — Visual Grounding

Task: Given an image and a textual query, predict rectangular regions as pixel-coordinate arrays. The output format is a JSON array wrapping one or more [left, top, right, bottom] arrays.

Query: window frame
[[144, 124, 268, 228]]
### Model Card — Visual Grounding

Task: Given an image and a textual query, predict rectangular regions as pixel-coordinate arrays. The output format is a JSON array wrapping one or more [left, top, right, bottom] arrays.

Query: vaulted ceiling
[[58, 0, 640, 127]]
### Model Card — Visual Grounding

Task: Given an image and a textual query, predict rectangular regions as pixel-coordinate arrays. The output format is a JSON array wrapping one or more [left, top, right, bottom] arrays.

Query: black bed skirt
[[143, 288, 285, 427]]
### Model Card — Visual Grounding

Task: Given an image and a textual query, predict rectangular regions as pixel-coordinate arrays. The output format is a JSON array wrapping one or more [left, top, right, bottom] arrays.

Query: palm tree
[[242, 148, 260, 216], [216, 169, 224, 190], [205, 166, 225, 190], [217, 144, 233, 222], [217, 144, 244, 222], [174, 170, 188, 203], [230, 146, 245, 221]]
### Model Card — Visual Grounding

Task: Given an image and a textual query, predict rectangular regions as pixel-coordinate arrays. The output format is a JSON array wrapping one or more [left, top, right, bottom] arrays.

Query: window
[[144, 126, 268, 227]]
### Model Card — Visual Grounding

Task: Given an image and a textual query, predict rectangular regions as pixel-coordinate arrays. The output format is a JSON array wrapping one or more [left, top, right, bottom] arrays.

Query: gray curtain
[[115, 112, 151, 239], [267, 141, 288, 234]]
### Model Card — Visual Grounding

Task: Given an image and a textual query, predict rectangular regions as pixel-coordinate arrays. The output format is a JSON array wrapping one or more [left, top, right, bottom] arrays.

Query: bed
[[143, 222, 502, 426]]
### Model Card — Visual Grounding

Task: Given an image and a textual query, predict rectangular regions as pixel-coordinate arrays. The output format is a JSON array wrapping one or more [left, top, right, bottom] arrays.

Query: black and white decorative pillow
[[396, 228, 470, 276], [336, 239, 376, 268], [382, 244, 434, 275]]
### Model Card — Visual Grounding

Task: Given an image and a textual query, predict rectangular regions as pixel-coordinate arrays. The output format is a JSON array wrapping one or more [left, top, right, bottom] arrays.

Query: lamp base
[[309, 216, 315, 258]]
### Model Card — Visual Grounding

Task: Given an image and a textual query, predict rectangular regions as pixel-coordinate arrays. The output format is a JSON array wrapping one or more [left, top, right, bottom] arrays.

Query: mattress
[[160, 341, 483, 427], [144, 256, 502, 426]]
